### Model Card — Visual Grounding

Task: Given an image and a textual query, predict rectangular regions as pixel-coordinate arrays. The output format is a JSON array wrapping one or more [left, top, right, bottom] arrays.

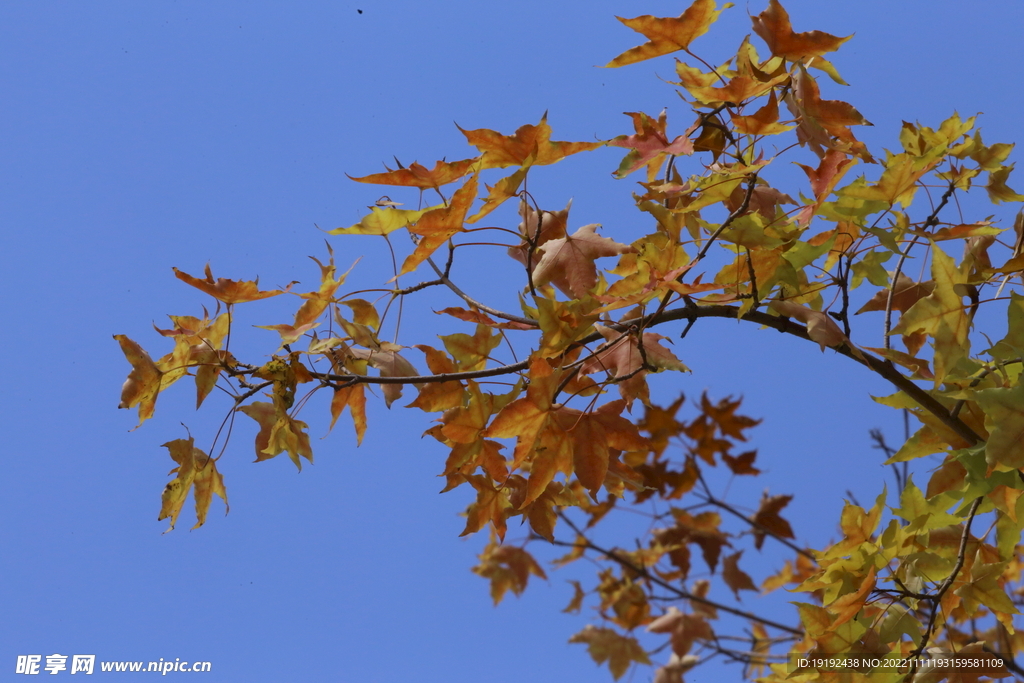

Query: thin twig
[[557, 513, 802, 635], [425, 256, 538, 326], [883, 181, 956, 349], [907, 496, 983, 681]]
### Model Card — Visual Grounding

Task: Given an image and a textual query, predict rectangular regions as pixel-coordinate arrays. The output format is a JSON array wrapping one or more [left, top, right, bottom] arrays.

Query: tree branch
[[556, 512, 803, 635]]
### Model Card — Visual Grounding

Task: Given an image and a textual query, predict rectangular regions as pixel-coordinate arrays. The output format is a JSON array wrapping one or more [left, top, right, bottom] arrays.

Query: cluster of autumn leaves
[[118, 0, 1024, 681]]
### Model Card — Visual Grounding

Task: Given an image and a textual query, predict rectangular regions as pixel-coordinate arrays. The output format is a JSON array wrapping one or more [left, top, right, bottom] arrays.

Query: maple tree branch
[[555, 512, 803, 636], [392, 277, 444, 295], [695, 174, 758, 263], [426, 256, 539, 326], [950, 357, 1023, 419], [616, 303, 983, 446], [883, 180, 957, 349], [308, 300, 982, 447], [907, 495, 983, 681], [745, 247, 760, 309], [695, 492, 816, 561]]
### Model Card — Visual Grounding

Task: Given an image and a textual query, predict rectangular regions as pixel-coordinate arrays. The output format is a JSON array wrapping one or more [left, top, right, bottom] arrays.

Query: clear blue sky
[[2, 1, 1022, 681]]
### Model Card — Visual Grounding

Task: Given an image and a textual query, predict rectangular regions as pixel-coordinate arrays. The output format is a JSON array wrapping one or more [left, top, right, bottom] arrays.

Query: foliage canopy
[[118, 1, 1024, 680]]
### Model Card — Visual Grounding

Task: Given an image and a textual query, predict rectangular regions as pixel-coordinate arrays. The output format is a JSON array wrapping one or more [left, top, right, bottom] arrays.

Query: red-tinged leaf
[[786, 69, 871, 159], [605, 0, 726, 68], [768, 299, 849, 351], [114, 334, 164, 427], [459, 113, 601, 170], [722, 551, 759, 599], [609, 111, 696, 180], [795, 148, 856, 225], [580, 324, 688, 407], [722, 450, 760, 475], [172, 264, 291, 305], [532, 223, 634, 298], [158, 438, 227, 532], [569, 625, 651, 681], [751, 0, 851, 62], [399, 174, 478, 275], [238, 401, 313, 471], [347, 158, 477, 188], [751, 492, 794, 549], [855, 275, 935, 314], [329, 384, 367, 445]]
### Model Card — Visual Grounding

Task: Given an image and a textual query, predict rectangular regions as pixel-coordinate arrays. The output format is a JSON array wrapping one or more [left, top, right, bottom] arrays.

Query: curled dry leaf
[[768, 299, 848, 351]]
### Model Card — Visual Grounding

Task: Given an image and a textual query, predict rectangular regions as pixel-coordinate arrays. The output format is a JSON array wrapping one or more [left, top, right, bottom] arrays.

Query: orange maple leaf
[[173, 263, 292, 305], [459, 113, 600, 170], [751, 0, 851, 62], [569, 625, 651, 680], [751, 492, 795, 550], [347, 157, 477, 189], [555, 400, 650, 498], [472, 542, 547, 605], [722, 551, 759, 599], [605, 0, 725, 68], [399, 174, 478, 275], [484, 358, 558, 467], [730, 91, 794, 137]]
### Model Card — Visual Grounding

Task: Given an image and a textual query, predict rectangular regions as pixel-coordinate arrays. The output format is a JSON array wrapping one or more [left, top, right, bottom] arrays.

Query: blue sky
[[2, 1, 1023, 681]]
